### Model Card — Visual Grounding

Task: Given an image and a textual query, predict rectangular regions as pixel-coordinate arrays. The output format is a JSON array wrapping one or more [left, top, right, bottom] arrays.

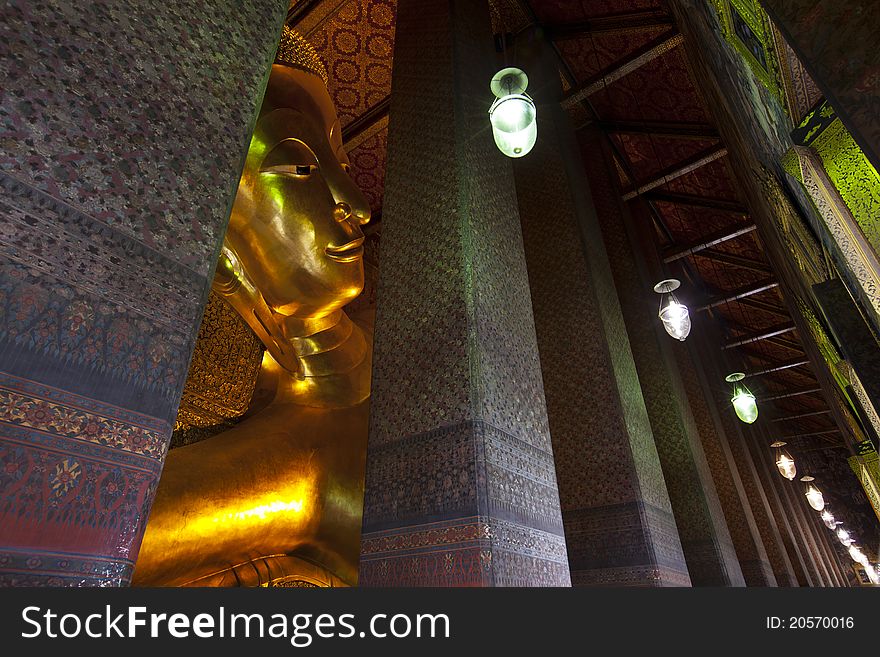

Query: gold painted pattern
[[788, 145, 880, 324], [174, 291, 263, 431], [837, 361, 880, 444], [0, 387, 167, 460], [709, 0, 785, 104], [811, 119, 880, 259], [759, 164, 826, 282], [848, 452, 880, 524]]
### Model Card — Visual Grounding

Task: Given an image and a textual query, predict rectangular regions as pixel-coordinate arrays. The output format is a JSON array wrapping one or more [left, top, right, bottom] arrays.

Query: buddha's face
[[227, 64, 371, 318]]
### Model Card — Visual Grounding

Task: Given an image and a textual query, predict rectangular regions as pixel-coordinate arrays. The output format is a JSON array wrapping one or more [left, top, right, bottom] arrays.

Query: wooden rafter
[[561, 30, 684, 109], [697, 278, 778, 311], [663, 223, 756, 263], [646, 191, 747, 214], [722, 322, 796, 349], [621, 145, 727, 200], [696, 249, 771, 274], [546, 10, 673, 39], [598, 119, 718, 139]]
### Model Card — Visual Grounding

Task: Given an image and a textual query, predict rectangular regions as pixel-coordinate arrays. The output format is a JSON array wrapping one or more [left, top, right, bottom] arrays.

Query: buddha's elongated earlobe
[[213, 242, 302, 376]]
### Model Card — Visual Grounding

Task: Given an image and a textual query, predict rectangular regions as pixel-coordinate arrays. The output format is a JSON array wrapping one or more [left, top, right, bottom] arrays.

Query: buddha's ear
[[212, 242, 302, 376]]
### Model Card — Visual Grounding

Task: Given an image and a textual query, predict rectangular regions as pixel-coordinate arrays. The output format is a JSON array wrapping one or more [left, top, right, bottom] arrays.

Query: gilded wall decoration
[[708, 0, 786, 104], [838, 361, 880, 445], [757, 164, 826, 283], [848, 451, 880, 523], [173, 292, 263, 434], [786, 145, 880, 324], [773, 30, 822, 123], [811, 121, 880, 258], [786, 104, 880, 301], [758, 0, 880, 171]]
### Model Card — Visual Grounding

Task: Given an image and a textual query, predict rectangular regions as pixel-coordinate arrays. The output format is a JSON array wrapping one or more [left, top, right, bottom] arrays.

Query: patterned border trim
[[0, 371, 169, 458], [790, 146, 880, 323], [0, 547, 132, 587], [362, 517, 492, 557], [791, 100, 837, 147], [848, 453, 880, 524], [571, 565, 691, 587]]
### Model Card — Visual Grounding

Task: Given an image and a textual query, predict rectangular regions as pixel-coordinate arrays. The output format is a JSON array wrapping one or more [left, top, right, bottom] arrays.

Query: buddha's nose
[[333, 202, 352, 223]]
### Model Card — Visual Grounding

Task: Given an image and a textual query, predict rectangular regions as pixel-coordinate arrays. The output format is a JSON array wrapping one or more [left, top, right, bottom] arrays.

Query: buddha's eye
[[260, 139, 319, 178]]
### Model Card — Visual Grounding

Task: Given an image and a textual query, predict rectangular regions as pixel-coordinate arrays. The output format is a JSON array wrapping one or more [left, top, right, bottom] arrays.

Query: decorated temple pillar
[[714, 403, 800, 586], [358, 0, 570, 586], [673, 337, 777, 585], [744, 426, 815, 586], [507, 39, 692, 588], [576, 138, 742, 586], [0, 0, 289, 585], [687, 320, 799, 586], [773, 461, 832, 586]]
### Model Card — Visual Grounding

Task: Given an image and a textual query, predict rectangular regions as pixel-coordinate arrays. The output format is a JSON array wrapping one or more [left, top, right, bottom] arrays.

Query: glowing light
[[489, 68, 537, 158], [820, 509, 836, 530], [212, 498, 305, 524], [800, 476, 825, 511], [836, 527, 851, 544], [654, 279, 691, 341], [770, 441, 796, 480], [849, 545, 868, 566], [726, 373, 757, 424]]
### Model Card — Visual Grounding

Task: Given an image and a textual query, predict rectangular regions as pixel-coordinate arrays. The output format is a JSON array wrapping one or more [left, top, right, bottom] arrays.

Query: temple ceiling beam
[[621, 144, 728, 200], [745, 357, 812, 378], [598, 119, 718, 139], [342, 96, 391, 149], [737, 296, 790, 319], [771, 409, 832, 422], [545, 10, 673, 39], [286, 0, 322, 26], [722, 322, 797, 350], [761, 387, 822, 402], [561, 30, 684, 110], [697, 278, 778, 311], [645, 190, 747, 214], [694, 248, 771, 274], [664, 222, 756, 263]]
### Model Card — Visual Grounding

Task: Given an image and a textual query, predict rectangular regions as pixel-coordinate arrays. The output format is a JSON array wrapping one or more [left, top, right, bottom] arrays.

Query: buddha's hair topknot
[[274, 25, 328, 84]]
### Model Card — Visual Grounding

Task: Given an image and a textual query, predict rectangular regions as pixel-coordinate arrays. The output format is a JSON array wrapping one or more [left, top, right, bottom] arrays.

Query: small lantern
[[800, 476, 825, 511], [820, 509, 836, 530], [849, 545, 868, 566], [489, 67, 537, 158], [770, 441, 796, 480], [726, 372, 758, 424], [653, 279, 691, 341], [836, 527, 853, 547]]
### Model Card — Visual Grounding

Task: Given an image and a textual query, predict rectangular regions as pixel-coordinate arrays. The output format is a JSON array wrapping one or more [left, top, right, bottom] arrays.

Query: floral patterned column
[[0, 0, 288, 585]]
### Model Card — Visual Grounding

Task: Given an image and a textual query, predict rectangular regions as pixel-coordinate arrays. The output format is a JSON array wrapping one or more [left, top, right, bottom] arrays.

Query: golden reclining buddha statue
[[132, 28, 372, 587]]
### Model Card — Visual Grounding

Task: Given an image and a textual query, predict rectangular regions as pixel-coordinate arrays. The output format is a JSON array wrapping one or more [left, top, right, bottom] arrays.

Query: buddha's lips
[[325, 236, 364, 262]]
